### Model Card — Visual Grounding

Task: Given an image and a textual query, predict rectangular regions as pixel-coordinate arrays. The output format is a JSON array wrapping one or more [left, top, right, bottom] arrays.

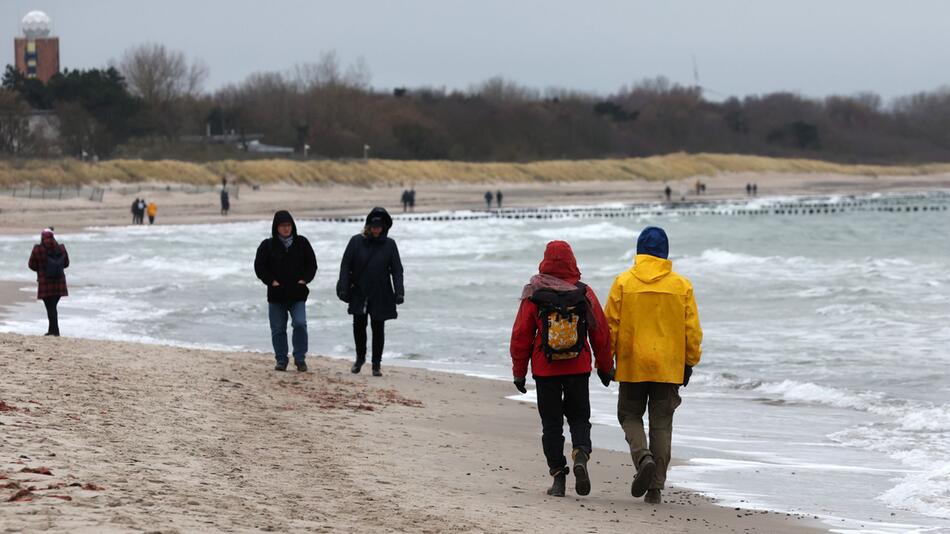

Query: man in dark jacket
[[254, 211, 317, 372], [337, 207, 404, 376], [220, 189, 230, 215]]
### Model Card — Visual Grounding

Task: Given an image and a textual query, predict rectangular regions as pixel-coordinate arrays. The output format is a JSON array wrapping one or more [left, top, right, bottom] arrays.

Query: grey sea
[[2, 191, 949, 533]]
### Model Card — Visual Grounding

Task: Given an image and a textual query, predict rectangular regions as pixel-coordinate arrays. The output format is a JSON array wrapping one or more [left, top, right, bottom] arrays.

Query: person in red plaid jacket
[[28, 228, 69, 336]]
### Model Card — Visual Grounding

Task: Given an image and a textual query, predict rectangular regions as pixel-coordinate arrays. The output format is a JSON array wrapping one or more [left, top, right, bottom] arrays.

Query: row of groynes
[[3, 153, 950, 187]]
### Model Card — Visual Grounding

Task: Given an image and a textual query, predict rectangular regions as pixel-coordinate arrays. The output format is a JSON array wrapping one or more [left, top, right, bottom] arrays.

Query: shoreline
[[1, 171, 949, 234], [0, 332, 822, 533]]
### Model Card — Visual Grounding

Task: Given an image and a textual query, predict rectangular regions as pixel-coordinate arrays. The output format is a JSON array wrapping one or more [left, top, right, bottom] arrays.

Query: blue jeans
[[268, 301, 308, 364]]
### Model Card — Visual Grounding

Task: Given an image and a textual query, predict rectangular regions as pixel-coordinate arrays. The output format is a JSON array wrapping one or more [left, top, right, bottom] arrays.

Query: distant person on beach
[[28, 228, 69, 337], [147, 202, 157, 225], [408, 188, 416, 212], [401, 190, 410, 212], [746, 183, 752, 196], [510, 240, 613, 498], [137, 198, 146, 224], [131, 198, 140, 224], [496, 190, 503, 208], [484, 190, 493, 209], [664, 185, 672, 202], [604, 227, 702, 505], [220, 189, 230, 215], [752, 183, 758, 196], [254, 211, 318, 372], [336, 207, 404, 377]]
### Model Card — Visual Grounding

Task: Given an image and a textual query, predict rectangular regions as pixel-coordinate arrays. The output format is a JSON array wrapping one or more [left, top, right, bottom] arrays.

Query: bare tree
[[343, 56, 372, 89], [117, 43, 209, 104], [115, 43, 209, 138], [471, 76, 539, 102], [290, 50, 372, 90]]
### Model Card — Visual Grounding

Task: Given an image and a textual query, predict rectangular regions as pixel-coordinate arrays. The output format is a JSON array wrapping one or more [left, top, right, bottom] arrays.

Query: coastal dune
[[4, 153, 950, 188], [0, 333, 818, 533]]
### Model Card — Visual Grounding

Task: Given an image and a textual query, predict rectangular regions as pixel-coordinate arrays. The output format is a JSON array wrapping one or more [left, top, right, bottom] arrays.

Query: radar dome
[[22, 11, 52, 39]]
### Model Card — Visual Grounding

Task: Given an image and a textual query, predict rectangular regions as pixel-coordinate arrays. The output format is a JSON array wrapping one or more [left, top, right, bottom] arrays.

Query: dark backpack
[[530, 282, 588, 362], [44, 247, 65, 279]]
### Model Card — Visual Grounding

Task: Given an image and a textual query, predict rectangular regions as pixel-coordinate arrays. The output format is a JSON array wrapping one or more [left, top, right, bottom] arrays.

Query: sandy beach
[[0, 333, 823, 533], [1, 171, 949, 234]]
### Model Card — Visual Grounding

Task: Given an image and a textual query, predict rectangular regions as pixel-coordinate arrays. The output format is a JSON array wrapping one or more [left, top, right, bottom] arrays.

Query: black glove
[[336, 291, 350, 303], [395, 294, 404, 305], [513, 377, 527, 394], [682, 365, 693, 387], [597, 369, 613, 387]]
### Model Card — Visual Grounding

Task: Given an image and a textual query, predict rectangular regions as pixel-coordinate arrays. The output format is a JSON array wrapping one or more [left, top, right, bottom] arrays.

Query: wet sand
[[0, 281, 32, 317]]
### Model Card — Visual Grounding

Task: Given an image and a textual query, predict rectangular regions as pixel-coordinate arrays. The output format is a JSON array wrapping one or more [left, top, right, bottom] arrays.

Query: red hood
[[538, 240, 581, 284]]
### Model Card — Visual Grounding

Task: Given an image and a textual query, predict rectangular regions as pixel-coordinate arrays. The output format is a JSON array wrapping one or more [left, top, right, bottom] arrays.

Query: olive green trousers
[[617, 381, 682, 489]]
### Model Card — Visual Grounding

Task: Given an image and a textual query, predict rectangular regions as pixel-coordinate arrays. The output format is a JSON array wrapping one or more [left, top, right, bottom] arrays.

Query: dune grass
[[2, 153, 950, 188]]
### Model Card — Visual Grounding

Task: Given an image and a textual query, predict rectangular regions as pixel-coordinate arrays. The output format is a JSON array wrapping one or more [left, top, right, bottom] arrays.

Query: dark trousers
[[353, 314, 384, 365], [535, 373, 592, 473], [43, 296, 60, 336]]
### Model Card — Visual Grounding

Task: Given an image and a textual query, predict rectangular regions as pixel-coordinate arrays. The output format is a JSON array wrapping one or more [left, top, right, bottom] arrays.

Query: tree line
[[2, 43, 950, 164]]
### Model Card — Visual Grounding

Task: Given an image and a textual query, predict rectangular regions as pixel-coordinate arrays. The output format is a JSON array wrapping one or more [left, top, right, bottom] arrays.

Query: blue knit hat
[[636, 227, 669, 259]]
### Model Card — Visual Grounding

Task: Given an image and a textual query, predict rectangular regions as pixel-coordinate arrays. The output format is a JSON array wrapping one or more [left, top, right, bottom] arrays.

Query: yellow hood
[[633, 254, 672, 283]]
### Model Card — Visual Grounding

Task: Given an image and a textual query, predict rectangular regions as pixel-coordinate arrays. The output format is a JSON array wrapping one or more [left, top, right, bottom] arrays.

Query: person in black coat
[[220, 189, 230, 215], [336, 207, 404, 376], [254, 210, 317, 372]]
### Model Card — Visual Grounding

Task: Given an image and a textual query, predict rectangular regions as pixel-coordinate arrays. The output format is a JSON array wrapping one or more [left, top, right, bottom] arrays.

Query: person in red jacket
[[510, 240, 613, 498], [28, 228, 69, 336]]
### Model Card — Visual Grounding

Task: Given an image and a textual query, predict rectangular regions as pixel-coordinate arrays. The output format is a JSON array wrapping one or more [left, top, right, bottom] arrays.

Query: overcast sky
[[2, 1, 948, 101]]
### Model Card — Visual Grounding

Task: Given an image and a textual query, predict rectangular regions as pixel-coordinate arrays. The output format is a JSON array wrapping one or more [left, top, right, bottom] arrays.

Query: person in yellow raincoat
[[604, 226, 702, 505], [146, 202, 158, 225]]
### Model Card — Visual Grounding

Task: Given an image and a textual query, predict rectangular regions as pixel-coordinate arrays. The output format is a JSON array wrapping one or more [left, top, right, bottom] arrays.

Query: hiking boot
[[295, 361, 308, 372], [644, 489, 662, 504], [546, 466, 569, 497], [631, 455, 656, 498], [572, 448, 591, 496], [274, 362, 287, 371], [372, 364, 382, 377], [351, 357, 365, 374]]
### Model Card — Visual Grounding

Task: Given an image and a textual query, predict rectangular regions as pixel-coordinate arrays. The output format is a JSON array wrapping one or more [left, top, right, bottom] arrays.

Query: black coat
[[254, 212, 317, 303], [336, 208, 404, 320]]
